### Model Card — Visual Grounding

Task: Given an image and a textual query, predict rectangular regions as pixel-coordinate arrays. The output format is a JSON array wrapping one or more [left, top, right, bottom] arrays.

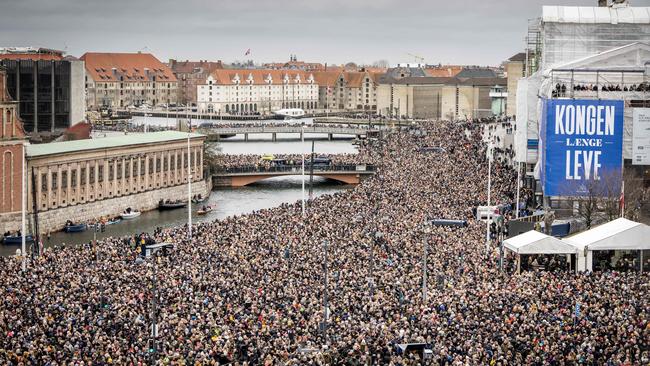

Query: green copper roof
[[26, 131, 205, 158]]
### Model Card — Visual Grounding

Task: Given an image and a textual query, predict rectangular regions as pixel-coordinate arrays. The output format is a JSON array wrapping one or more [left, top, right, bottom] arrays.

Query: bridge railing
[[215, 164, 376, 175], [200, 126, 375, 134]]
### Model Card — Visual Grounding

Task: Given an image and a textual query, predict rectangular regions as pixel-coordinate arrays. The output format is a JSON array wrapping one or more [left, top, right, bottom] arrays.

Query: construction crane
[[406, 53, 425, 64]]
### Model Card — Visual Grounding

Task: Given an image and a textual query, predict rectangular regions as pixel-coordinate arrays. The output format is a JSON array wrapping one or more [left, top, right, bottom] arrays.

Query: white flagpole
[[516, 162, 521, 219], [21, 142, 26, 271], [301, 124, 305, 216], [187, 118, 192, 240], [486, 143, 491, 253]]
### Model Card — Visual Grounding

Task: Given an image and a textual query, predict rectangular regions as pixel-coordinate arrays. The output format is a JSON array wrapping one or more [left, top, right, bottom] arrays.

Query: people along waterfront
[[0, 120, 647, 365]]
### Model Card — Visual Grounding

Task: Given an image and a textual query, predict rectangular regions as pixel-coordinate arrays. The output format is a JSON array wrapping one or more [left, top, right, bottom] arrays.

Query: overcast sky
[[2, 0, 650, 66]]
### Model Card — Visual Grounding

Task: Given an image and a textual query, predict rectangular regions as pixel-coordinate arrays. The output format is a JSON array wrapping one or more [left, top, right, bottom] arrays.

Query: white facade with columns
[[25, 131, 205, 216]]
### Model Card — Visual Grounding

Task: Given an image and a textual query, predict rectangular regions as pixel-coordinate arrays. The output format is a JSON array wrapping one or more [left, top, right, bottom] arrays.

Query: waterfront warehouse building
[[514, 1, 650, 205], [375, 68, 507, 120], [3, 131, 207, 233], [81, 52, 179, 110], [197, 69, 319, 115], [0, 47, 86, 136], [0, 67, 28, 234], [313, 70, 381, 112], [168, 59, 224, 106]]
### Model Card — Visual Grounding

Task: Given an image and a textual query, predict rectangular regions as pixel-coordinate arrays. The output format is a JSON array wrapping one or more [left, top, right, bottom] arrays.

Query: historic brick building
[[0, 67, 27, 233], [168, 59, 223, 106], [81, 52, 178, 110], [313, 70, 381, 111]]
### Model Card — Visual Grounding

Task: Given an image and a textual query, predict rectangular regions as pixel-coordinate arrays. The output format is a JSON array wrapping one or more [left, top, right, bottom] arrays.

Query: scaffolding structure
[[525, 18, 542, 77]]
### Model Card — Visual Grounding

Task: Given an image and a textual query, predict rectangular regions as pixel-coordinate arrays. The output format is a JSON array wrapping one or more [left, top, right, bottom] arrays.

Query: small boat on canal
[[197, 205, 215, 215], [158, 199, 188, 210], [121, 207, 141, 220], [64, 221, 88, 233], [2, 235, 35, 245], [191, 194, 208, 204]]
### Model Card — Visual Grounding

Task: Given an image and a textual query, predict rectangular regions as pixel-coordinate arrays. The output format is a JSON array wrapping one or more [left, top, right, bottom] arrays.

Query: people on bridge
[[0, 120, 647, 365]]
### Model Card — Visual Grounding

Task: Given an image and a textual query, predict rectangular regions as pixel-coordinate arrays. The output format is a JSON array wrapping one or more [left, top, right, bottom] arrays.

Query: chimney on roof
[[598, 0, 607, 6]]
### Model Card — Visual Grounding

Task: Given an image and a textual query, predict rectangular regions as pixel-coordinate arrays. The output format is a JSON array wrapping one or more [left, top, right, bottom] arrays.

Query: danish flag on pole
[[244, 48, 251, 56]]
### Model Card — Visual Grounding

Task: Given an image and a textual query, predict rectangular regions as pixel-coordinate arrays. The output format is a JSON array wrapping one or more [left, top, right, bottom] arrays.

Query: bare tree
[[202, 142, 222, 176], [372, 59, 390, 69], [562, 169, 646, 228], [622, 168, 647, 221], [559, 168, 626, 228], [600, 169, 623, 221]]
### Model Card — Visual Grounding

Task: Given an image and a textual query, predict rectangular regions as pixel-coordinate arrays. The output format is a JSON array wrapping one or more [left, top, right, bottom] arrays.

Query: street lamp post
[[423, 234, 428, 303], [145, 244, 173, 364], [515, 162, 521, 219], [187, 120, 192, 240], [21, 142, 26, 271], [301, 123, 306, 216], [322, 239, 329, 345], [149, 251, 160, 364], [486, 143, 492, 253], [499, 224, 506, 272]]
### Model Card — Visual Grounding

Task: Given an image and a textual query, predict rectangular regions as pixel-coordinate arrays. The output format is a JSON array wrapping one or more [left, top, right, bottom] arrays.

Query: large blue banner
[[541, 99, 624, 196]]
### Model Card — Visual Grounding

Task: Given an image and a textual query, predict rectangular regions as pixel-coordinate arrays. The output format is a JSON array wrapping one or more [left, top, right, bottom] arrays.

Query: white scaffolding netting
[[541, 6, 650, 70]]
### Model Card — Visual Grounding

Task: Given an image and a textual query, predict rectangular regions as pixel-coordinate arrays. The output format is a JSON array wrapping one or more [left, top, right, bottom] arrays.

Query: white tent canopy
[[504, 230, 577, 255], [563, 218, 650, 251]]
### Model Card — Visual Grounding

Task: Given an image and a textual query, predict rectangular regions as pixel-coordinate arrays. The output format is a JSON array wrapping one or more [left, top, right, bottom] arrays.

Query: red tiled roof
[[209, 69, 314, 86], [424, 66, 463, 77], [312, 71, 341, 86], [80, 52, 177, 82], [313, 71, 382, 88], [62, 121, 92, 141], [169, 60, 224, 74], [360, 67, 388, 73], [343, 72, 365, 87]]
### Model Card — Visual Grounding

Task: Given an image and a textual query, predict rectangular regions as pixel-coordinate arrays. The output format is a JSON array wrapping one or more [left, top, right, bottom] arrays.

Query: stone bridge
[[212, 164, 376, 187], [198, 126, 381, 141]]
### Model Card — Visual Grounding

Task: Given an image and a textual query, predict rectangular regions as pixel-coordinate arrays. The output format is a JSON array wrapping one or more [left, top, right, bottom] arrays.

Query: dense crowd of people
[[215, 153, 375, 171], [553, 82, 650, 97], [0, 120, 648, 365]]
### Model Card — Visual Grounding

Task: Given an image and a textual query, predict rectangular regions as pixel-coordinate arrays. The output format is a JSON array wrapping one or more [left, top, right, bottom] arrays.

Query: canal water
[[1, 116, 357, 255]]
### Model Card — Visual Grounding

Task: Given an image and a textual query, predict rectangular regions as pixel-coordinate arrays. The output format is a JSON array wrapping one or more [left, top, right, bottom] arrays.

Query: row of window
[[40, 153, 201, 191], [208, 79, 315, 85], [95, 82, 175, 88]]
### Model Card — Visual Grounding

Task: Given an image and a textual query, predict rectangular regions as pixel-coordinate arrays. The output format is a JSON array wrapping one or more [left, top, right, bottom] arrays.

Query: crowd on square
[[0, 120, 647, 365]]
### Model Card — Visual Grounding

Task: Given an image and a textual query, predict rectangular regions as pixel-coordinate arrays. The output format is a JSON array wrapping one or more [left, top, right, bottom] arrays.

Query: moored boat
[[121, 208, 141, 220], [191, 194, 208, 204], [121, 211, 141, 219], [158, 199, 187, 210], [64, 222, 87, 233], [2, 235, 34, 245], [197, 206, 214, 215]]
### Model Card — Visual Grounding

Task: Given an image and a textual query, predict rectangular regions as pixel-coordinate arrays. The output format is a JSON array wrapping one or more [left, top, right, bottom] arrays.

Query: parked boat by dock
[[64, 222, 87, 233], [2, 235, 34, 245], [121, 208, 141, 220], [158, 199, 188, 210]]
